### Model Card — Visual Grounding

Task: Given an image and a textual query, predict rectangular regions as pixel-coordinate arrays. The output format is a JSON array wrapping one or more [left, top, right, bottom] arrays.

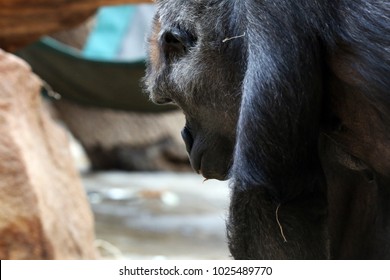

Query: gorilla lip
[[181, 126, 202, 174], [181, 125, 229, 179], [181, 126, 194, 153]]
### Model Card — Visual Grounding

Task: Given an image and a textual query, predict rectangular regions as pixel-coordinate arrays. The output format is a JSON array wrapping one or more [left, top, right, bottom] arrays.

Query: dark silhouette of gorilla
[[144, 0, 390, 259]]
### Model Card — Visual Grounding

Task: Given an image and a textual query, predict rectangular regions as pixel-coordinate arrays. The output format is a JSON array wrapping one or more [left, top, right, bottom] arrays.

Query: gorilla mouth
[[181, 126, 194, 155], [181, 125, 229, 180]]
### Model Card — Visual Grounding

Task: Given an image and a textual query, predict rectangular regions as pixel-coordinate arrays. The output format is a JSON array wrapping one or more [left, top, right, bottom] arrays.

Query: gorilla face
[[144, 0, 247, 180]]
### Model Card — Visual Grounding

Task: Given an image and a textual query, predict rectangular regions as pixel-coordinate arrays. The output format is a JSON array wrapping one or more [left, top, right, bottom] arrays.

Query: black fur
[[145, 0, 390, 259]]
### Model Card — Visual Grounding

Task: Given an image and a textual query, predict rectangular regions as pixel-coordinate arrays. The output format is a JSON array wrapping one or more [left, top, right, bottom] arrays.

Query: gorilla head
[[144, 0, 246, 180]]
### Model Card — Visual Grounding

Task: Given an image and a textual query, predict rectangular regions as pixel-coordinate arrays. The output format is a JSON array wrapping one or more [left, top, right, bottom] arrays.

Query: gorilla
[[144, 0, 390, 259]]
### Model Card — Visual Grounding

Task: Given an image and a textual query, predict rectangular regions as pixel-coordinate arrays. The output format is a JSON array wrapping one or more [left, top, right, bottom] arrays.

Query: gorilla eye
[[160, 28, 196, 60]]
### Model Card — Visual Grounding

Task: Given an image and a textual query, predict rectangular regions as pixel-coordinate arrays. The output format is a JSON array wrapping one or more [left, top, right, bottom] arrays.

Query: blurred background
[[15, 3, 230, 260]]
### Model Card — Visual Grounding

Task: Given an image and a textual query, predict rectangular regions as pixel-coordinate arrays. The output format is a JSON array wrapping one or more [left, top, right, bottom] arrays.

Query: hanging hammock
[[17, 5, 176, 113]]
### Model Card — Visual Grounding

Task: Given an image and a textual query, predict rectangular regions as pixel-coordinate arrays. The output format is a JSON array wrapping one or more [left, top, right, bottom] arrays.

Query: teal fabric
[[83, 5, 136, 60]]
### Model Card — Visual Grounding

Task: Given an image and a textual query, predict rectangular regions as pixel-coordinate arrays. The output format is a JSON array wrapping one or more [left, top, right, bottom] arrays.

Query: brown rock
[[0, 49, 97, 259]]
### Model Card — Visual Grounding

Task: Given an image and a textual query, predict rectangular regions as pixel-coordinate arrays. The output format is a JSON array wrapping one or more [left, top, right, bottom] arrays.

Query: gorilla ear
[[160, 28, 196, 60]]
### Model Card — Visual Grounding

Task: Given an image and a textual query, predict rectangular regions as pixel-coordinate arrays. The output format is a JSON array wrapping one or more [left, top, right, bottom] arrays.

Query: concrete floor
[[82, 172, 232, 260]]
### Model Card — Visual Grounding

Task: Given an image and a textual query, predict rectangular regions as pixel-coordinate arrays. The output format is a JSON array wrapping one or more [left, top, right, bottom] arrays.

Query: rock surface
[[83, 172, 231, 260], [54, 100, 191, 172], [0, 49, 97, 259]]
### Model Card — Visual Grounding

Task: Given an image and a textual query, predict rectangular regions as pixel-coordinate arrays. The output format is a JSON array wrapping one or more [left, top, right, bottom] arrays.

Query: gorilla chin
[[181, 126, 232, 180]]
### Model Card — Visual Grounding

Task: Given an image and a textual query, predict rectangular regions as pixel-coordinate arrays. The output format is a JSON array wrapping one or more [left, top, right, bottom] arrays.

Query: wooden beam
[[0, 0, 154, 51]]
